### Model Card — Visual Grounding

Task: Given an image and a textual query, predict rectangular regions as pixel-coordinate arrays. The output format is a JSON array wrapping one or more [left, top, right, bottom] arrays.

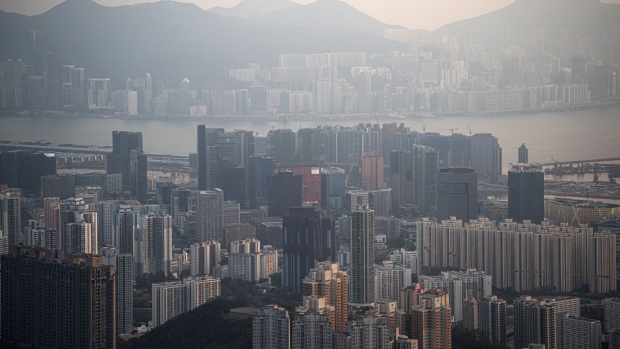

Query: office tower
[[1, 246, 116, 349], [171, 188, 191, 229], [275, 163, 322, 204], [190, 241, 221, 277], [236, 89, 249, 115], [0, 188, 21, 248], [283, 207, 336, 294], [106, 131, 146, 202], [143, 214, 173, 276], [222, 167, 247, 207], [411, 293, 452, 349], [184, 276, 221, 311], [256, 219, 284, 248], [0, 150, 56, 197], [292, 301, 333, 349], [345, 190, 370, 213], [604, 298, 620, 332], [479, 296, 507, 347], [470, 133, 502, 183], [223, 223, 256, 244], [40, 173, 77, 199], [349, 205, 375, 307], [557, 313, 601, 349], [102, 247, 133, 335], [375, 261, 412, 307], [298, 128, 326, 163], [369, 189, 392, 217], [248, 155, 275, 208], [436, 168, 478, 222], [320, 166, 346, 214], [117, 205, 138, 256], [422, 133, 471, 169], [375, 216, 400, 240], [24, 29, 42, 71], [360, 152, 384, 190], [514, 296, 579, 349], [389, 146, 437, 215], [196, 189, 224, 242], [253, 305, 291, 349], [302, 261, 349, 332], [196, 126, 227, 190], [268, 171, 302, 218], [519, 143, 529, 164], [508, 163, 544, 224], [197, 125, 209, 190], [223, 201, 241, 225], [347, 314, 393, 349], [268, 129, 297, 164], [463, 296, 479, 331], [152, 281, 187, 327]]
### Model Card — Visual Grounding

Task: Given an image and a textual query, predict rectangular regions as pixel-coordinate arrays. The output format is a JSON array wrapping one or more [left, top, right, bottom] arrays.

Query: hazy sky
[[1, 0, 619, 30]]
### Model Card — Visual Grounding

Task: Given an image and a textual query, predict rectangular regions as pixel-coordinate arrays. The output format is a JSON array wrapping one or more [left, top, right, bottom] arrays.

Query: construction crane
[[440, 128, 458, 135], [449, 251, 469, 270], [344, 153, 356, 186], [468, 125, 472, 137], [424, 246, 437, 268]]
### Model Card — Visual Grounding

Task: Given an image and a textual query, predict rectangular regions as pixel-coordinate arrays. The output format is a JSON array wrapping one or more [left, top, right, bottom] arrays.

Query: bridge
[[0, 142, 190, 162], [536, 157, 620, 166]]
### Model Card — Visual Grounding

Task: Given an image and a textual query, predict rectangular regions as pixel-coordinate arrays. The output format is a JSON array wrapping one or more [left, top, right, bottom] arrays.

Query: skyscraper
[[0, 150, 57, 197], [268, 129, 297, 164], [0, 187, 21, 248], [518, 143, 529, 164], [143, 214, 173, 276], [514, 296, 579, 349], [190, 241, 221, 277], [248, 155, 275, 209], [106, 131, 146, 202], [557, 313, 602, 349], [508, 163, 544, 224], [253, 305, 291, 349], [297, 128, 326, 163], [268, 171, 302, 218], [292, 302, 333, 349], [302, 261, 349, 332], [411, 292, 452, 349], [359, 152, 384, 190], [1, 246, 116, 349], [196, 189, 224, 242], [283, 207, 336, 294], [436, 168, 478, 222], [389, 145, 437, 215], [479, 296, 507, 347], [102, 247, 133, 335], [471, 133, 502, 183], [349, 205, 375, 307]]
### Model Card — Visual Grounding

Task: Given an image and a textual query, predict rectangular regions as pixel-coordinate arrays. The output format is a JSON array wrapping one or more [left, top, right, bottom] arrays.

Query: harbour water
[[1, 107, 619, 173]]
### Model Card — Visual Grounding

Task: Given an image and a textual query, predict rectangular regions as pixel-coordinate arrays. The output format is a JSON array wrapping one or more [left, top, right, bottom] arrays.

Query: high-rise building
[[292, 302, 333, 349], [171, 188, 191, 229], [297, 128, 326, 163], [360, 152, 384, 190], [348, 313, 394, 349], [557, 313, 601, 349], [1, 246, 116, 349], [411, 292, 452, 349], [604, 298, 620, 332], [102, 247, 133, 335], [190, 241, 221, 277], [196, 189, 224, 242], [389, 145, 437, 215], [106, 131, 146, 202], [375, 260, 412, 307], [268, 171, 302, 218], [302, 261, 348, 332], [143, 214, 173, 276], [436, 168, 478, 222], [470, 133, 502, 183], [519, 143, 529, 164], [514, 296, 579, 349], [508, 163, 544, 224], [152, 276, 221, 327], [283, 207, 336, 294], [0, 188, 21, 248], [253, 305, 291, 349], [268, 129, 297, 164], [349, 205, 375, 307], [479, 296, 507, 347], [248, 155, 275, 208], [463, 296, 479, 331], [0, 150, 56, 197], [588, 232, 617, 294]]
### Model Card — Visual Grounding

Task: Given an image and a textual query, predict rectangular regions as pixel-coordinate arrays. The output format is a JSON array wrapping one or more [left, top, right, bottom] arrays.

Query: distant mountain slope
[[0, 0, 405, 89], [210, 0, 300, 19], [439, 0, 620, 46], [249, 0, 401, 37]]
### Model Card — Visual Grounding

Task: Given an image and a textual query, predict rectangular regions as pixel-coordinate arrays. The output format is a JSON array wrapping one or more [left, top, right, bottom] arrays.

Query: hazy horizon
[[2, 0, 619, 31]]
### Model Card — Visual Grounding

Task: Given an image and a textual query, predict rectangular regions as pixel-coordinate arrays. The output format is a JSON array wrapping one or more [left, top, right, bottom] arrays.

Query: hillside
[[0, 0, 405, 89], [439, 0, 620, 47], [249, 0, 401, 37], [210, 0, 300, 19]]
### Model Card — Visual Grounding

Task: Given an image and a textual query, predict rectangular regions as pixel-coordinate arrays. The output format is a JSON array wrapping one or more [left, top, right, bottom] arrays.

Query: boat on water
[[388, 113, 406, 119], [416, 112, 435, 118]]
